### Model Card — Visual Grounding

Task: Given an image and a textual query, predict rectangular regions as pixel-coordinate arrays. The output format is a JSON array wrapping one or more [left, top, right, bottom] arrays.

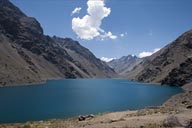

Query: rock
[[163, 116, 182, 127], [182, 101, 189, 105], [185, 119, 192, 128], [78, 114, 94, 121], [78, 115, 86, 121], [186, 105, 192, 109]]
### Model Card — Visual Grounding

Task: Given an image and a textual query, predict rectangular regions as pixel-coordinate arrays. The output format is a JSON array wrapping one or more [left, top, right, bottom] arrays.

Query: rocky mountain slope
[[107, 55, 142, 75], [52, 36, 116, 78], [128, 30, 192, 86], [0, 0, 115, 86]]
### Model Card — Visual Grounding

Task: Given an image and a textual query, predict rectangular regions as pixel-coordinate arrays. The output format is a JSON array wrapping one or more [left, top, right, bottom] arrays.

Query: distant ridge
[[107, 55, 142, 76]]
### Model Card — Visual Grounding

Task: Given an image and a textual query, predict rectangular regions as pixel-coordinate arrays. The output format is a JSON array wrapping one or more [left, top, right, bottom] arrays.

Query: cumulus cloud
[[138, 48, 161, 58], [120, 32, 127, 37], [72, 0, 117, 40], [120, 33, 124, 37], [100, 57, 115, 62], [101, 31, 117, 40], [71, 7, 82, 15]]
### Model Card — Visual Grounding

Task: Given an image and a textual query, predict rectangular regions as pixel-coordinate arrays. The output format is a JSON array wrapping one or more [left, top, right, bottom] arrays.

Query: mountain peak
[[107, 54, 142, 75]]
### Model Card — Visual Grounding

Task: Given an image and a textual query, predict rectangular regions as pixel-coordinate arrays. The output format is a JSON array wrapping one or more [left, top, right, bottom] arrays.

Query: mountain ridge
[[52, 36, 116, 78], [127, 29, 192, 87], [107, 55, 142, 76]]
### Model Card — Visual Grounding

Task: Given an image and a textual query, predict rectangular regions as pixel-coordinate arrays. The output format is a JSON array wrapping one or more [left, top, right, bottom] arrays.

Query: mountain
[[107, 55, 142, 75], [52, 36, 116, 78], [0, 0, 115, 86], [128, 30, 192, 86]]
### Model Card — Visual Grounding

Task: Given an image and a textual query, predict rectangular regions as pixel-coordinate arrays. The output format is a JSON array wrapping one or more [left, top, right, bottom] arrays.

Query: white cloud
[[120, 32, 127, 37], [138, 48, 161, 58], [100, 57, 115, 62], [72, 0, 117, 40], [101, 31, 117, 40], [120, 33, 124, 37], [71, 7, 82, 15]]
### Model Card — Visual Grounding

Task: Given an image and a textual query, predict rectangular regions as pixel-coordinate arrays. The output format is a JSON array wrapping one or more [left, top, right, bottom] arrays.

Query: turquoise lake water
[[0, 79, 182, 123]]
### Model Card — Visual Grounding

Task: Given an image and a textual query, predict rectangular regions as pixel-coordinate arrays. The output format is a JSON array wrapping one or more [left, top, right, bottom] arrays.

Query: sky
[[10, 0, 192, 60]]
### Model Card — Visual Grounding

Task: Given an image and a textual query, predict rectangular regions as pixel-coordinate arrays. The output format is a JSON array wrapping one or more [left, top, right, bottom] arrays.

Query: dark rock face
[[161, 58, 192, 86], [0, 0, 116, 86], [128, 29, 192, 87]]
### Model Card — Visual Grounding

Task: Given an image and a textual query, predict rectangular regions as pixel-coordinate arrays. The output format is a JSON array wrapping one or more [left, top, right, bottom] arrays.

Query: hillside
[[52, 37, 116, 78], [0, 0, 115, 86], [128, 30, 192, 86]]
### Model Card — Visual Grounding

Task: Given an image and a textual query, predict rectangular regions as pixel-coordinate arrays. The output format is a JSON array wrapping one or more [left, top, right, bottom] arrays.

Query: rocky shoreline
[[0, 85, 191, 128]]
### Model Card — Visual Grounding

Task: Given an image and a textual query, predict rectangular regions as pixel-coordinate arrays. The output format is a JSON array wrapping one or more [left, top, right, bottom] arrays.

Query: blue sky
[[10, 0, 192, 60]]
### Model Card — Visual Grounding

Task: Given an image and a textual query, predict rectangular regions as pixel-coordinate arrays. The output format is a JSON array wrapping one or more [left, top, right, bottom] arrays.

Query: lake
[[0, 79, 182, 123]]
